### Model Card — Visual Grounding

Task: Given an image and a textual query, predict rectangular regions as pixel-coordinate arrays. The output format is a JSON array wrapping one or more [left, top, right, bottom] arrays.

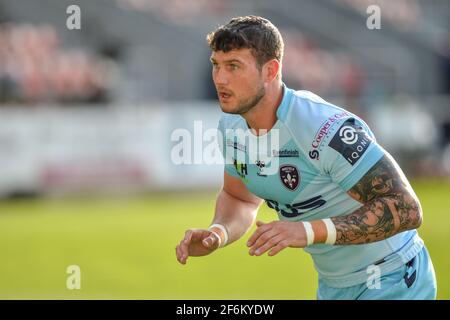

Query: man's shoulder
[[280, 89, 350, 125], [279, 89, 354, 144]]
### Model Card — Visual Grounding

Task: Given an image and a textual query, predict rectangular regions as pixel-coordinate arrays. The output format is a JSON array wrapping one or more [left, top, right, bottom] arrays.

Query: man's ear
[[263, 59, 280, 83]]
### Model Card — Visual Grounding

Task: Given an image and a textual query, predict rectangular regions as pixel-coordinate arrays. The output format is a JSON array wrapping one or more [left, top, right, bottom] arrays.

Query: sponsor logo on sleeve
[[328, 118, 372, 165], [309, 111, 350, 160]]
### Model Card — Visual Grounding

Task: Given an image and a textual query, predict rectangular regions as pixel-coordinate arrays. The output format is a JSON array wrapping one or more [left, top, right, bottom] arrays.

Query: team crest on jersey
[[279, 165, 300, 191]]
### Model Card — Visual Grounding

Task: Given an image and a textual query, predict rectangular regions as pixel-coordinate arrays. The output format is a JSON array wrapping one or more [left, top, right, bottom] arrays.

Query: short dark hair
[[206, 15, 284, 68]]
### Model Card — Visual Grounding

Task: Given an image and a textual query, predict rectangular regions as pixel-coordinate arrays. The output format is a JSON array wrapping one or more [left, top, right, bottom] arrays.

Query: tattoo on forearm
[[332, 155, 422, 245]]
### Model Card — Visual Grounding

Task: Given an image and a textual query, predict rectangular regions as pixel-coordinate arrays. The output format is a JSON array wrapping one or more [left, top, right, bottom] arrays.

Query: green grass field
[[0, 179, 449, 299]]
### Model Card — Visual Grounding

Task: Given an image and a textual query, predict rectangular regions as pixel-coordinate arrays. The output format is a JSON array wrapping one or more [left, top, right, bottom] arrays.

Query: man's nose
[[213, 68, 229, 85]]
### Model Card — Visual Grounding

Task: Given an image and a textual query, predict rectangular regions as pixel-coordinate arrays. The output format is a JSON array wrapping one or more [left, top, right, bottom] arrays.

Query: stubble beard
[[224, 84, 266, 115]]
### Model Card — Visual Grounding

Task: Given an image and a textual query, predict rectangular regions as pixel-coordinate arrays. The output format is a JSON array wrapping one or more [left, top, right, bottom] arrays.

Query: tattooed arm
[[331, 153, 423, 245], [245, 153, 423, 256]]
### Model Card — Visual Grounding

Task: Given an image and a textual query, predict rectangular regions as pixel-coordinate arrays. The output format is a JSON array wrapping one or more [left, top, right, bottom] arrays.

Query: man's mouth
[[218, 91, 232, 99]]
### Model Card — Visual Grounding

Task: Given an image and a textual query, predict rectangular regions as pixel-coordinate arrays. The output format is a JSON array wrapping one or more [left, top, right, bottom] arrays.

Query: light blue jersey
[[317, 246, 436, 299], [218, 84, 426, 289]]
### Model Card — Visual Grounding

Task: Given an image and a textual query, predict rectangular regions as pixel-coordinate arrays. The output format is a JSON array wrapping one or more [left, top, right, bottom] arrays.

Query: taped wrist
[[208, 223, 229, 247], [302, 219, 336, 246]]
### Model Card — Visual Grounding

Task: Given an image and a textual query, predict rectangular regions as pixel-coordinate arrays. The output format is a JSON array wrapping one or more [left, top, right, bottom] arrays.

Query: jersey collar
[[276, 83, 294, 121]]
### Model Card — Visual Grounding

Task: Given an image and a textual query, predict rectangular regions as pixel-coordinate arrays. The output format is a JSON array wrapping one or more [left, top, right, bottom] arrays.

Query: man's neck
[[243, 82, 284, 136]]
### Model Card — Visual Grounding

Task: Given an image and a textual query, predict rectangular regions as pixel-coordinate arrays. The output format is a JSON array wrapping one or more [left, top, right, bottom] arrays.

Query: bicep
[[346, 153, 416, 204]]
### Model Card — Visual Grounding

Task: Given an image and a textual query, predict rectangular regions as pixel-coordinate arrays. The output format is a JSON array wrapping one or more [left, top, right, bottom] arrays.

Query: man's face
[[210, 49, 266, 115]]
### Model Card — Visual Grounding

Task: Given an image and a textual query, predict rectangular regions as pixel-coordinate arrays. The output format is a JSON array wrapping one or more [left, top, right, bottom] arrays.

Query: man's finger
[[247, 222, 273, 247], [176, 245, 184, 264], [256, 220, 265, 227], [175, 245, 180, 263], [249, 229, 279, 255], [180, 230, 194, 253], [175, 244, 184, 264], [253, 234, 284, 256], [179, 238, 188, 256], [202, 233, 219, 248], [184, 229, 194, 244], [268, 240, 289, 256], [177, 243, 188, 264], [180, 239, 189, 264]]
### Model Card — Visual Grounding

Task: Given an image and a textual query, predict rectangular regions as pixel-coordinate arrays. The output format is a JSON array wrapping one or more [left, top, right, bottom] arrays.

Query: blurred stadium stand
[[0, 0, 449, 197]]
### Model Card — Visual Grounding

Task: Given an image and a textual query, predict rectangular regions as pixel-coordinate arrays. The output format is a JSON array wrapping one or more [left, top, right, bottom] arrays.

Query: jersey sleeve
[[318, 116, 385, 191], [280, 91, 386, 192], [217, 116, 240, 178]]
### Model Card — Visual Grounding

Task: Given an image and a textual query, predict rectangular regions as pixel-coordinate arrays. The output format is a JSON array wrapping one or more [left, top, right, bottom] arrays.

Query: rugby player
[[175, 16, 436, 300]]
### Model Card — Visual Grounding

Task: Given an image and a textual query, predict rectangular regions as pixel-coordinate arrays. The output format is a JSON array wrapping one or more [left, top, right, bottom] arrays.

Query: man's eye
[[230, 64, 238, 70]]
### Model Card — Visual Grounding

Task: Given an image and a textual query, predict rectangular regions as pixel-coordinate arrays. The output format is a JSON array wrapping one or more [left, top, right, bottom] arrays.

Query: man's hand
[[247, 220, 307, 257], [175, 229, 221, 265]]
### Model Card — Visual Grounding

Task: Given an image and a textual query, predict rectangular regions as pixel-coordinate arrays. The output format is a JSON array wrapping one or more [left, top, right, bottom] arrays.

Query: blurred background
[[0, 0, 449, 299]]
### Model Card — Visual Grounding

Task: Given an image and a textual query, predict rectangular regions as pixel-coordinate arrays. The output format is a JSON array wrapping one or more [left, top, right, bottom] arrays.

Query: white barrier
[[0, 98, 441, 196], [0, 103, 224, 196]]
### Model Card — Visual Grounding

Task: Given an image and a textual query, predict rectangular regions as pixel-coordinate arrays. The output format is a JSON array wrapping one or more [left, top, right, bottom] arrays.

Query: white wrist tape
[[322, 218, 337, 245], [208, 223, 229, 248], [302, 221, 314, 246]]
